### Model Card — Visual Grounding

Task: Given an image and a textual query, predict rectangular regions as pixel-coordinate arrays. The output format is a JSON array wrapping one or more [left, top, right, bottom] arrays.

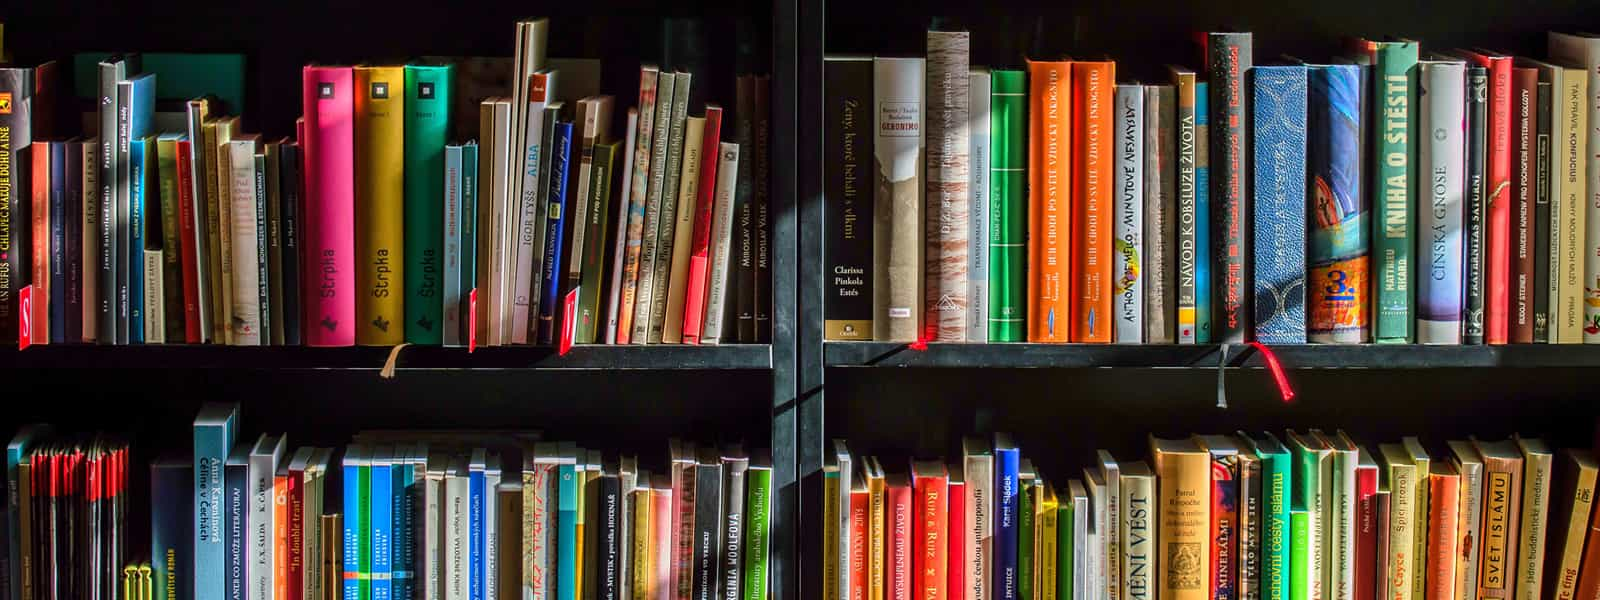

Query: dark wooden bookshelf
[[823, 341, 1600, 369], [3, 343, 773, 371]]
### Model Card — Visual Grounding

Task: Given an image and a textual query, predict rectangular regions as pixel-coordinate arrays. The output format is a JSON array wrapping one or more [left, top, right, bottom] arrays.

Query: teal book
[[1289, 509, 1311, 600], [129, 135, 154, 343], [1370, 41, 1419, 342], [1244, 431, 1292, 600], [1195, 81, 1212, 343], [556, 459, 579, 600], [1018, 475, 1035, 600], [989, 69, 1027, 341], [461, 142, 479, 325], [403, 64, 453, 344]]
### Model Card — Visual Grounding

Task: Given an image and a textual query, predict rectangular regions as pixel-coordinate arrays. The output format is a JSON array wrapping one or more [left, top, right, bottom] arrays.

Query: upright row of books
[[823, 29, 1600, 345], [822, 432, 1600, 600], [0, 17, 775, 349], [2, 403, 776, 600]]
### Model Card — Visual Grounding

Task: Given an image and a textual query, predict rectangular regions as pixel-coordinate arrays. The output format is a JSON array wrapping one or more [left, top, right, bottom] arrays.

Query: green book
[[156, 133, 186, 341], [742, 455, 772, 600], [1018, 468, 1036, 600], [402, 64, 453, 344], [1289, 509, 1312, 600], [1244, 432, 1293, 600], [1371, 41, 1419, 342], [1058, 492, 1074, 600], [576, 141, 621, 344], [990, 68, 1027, 341], [1285, 431, 1331, 595]]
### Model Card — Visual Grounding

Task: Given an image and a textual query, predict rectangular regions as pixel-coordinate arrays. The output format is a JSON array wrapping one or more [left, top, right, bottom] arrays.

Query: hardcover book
[[873, 57, 925, 342], [969, 68, 991, 343], [1368, 41, 1420, 343], [1028, 60, 1072, 343], [925, 30, 972, 342], [193, 404, 237, 600], [1551, 64, 1588, 343], [1473, 439, 1525, 599], [1114, 83, 1145, 344], [1307, 64, 1369, 344], [1513, 437, 1552, 600], [679, 106, 723, 345], [1205, 33, 1253, 343], [1144, 83, 1177, 344], [536, 122, 574, 345], [995, 434, 1021, 600], [912, 461, 949, 600], [566, 96, 615, 342], [1241, 432, 1291, 600], [1251, 65, 1309, 344], [990, 69, 1027, 342], [824, 56, 875, 340], [616, 66, 659, 344], [1531, 75, 1553, 343], [1510, 66, 1537, 343], [1457, 49, 1514, 344], [1379, 444, 1418, 600], [1545, 450, 1596, 600], [354, 65, 406, 346], [1466, 66, 1490, 344], [1446, 441, 1486, 600], [1170, 67, 1202, 343], [301, 66, 356, 346], [576, 141, 622, 344], [1072, 60, 1115, 344], [1150, 436, 1210, 600], [402, 64, 452, 345], [226, 137, 262, 345], [1546, 32, 1600, 341], [1416, 60, 1467, 344]]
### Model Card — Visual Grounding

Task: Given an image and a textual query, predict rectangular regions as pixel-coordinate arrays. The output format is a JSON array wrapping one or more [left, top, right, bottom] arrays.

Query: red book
[[850, 481, 869, 600], [947, 476, 966, 600], [1210, 452, 1238, 600], [1375, 491, 1392, 600], [681, 105, 724, 344], [1459, 49, 1513, 344], [911, 461, 948, 600], [1575, 495, 1600, 599], [1426, 465, 1461, 600], [1071, 60, 1115, 343], [31, 140, 50, 343], [174, 140, 202, 342], [887, 473, 914, 600], [300, 66, 357, 346], [1353, 454, 1381, 600], [1509, 65, 1538, 344]]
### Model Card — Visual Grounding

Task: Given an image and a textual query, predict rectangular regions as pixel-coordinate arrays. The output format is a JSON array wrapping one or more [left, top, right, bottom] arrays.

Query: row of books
[[823, 29, 1600, 345], [821, 432, 1597, 600], [2, 403, 776, 600], [0, 17, 775, 349]]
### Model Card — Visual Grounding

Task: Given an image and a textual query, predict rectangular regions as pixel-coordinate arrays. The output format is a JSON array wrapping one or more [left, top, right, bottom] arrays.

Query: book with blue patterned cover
[[1251, 65, 1309, 343]]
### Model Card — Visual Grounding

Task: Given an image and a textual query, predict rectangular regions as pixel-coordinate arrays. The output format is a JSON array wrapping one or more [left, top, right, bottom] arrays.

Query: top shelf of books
[[2, 343, 773, 371]]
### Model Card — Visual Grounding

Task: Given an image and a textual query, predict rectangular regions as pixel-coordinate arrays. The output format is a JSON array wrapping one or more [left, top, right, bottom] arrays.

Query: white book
[[703, 143, 742, 344], [512, 72, 558, 344], [632, 72, 680, 344], [1114, 84, 1145, 344], [144, 249, 164, 343], [833, 440, 853, 600], [606, 110, 640, 344], [924, 31, 972, 342], [969, 68, 992, 342], [1549, 32, 1600, 343], [246, 434, 285, 600], [961, 438, 993, 600], [445, 456, 470, 600], [443, 145, 464, 347], [1097, 451, 1122, 600], [1119, 463, 1155, 600], [1065, 480, 1089, 600], [1081, 469, 1106, 600], [524, 445, 559, 600], [490, 99, 516, 344], [1417, 60, 1467, 344], [484, 456, 501, 600], [422, 452, 443, 600], [1327, 432, 1360, 600], [1447, 441, 1485, 600], [872, 57, 926, 342], [228, 139, 262, 345], [508, 18, 550, 229]]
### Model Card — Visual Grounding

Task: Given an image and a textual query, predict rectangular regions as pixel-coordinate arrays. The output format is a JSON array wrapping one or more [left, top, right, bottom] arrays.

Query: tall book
[[1145, 83, 1178, 344], [1549, 63, 1588, 343], [152, 457, 193, 600], [733, 75, 761, 343], [753, 75, 773, 343], [1198, 435, 1240, 600], [1368, 41, 1420, 343], [1473, 439, 1525, 599], [1531, 73, 1554, 343], [262, 142, 284, 345], [192, 405, 237, 600], [744, 452, 772, 600], [680, 107, 724, 345], [873, 57, 925, 342], [1546, 32, 1600, 342], [1510, 66, 1538, 343], [961, 438, 993, 600], [702, 143, 742, 344], [1513, 437, 1552, 600], [617, 66, 660, 345], [1352, 448, 1382, 600], [79, 139, 97, 343], [1072, 60, 1115, 343], [224, 137, 262, 345], [1307, 63, 1369, 343], [1456, 49, 1514, 344], [1150, 436, 1210, 600], [1324, 432, 1361, 600], [1446, 441, 1486, 600], [509, 72, 554, 345], [1545, 450, 1596, 600], [969, 68, 992, 343], [1242, 432, 1292, 600], [353, 66, 405, 346], [632, 72, 678, 344], [536, 119, 573, 345], [247, 435, 285, 600], [402, 64, 452, 344], [118, 74, 156, 344], [94, 56, 136, 344], [1427, 463, 1461, 600], [1205, 33, 1253, 342], [995, 434, 1021, 600], [645, 74, 692, 343], [661, 114, 707, 344], [989, 69, 1027, 342], [1417, 60, 1468, 343], [302, 66, 356, 346], [1196, 81, 1213, 343], [205, 117, 236, 344], [1113, 83, 1145, 344], [824, 56, 874, 340], [156, 135, 185, 343], [184, 98, 212, 342], [1466, 66, 1491, 344], [1096, 450, 1123, 600], [130, 136, 151, 343], [576, 141, 622, 344], [1028, 60, 1072, 343], [1170, 67, 1202, 343], [1251, 64, 1309, 343], [606, 110, 640, 344], [566, 96, 615, 342], [443, 145, 465, 347], [925, 29, 972, 342]]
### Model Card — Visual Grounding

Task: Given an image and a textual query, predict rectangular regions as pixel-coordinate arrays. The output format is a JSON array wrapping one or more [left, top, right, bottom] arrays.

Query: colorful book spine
[[573, 98, 620, 345], [557, 462, 577, 600], [925, 30, 972, 342], [1206, 33, 1252, 343], [632, 71, 677, 344], [1114, 84, 1145, 344], [130, 137, 150, 343], [193, 406, 236, 600], [1307, 64, 1368, 344], [1251, 65, 1309, 343], [536, 122, 573, 345], [823, 57, 874, 340], [605, 110, 638, 344], [342, 446, 364, 600], [1547, 33, 1600, 341], [469, 457, 485, 600], [990, 69, 1028, 342], [401, 65, 452, 345], [1173, 69, 1200, 343], [969, 69, 991, 343], [1195, 82, 1212, 343], [354, 66, 405, 346], [443, 145, 464, 347], [1554, 66, 1588, 344], [1017, 477, 1034, 600], [1152, 439, 1209, 600], [996, 439, 1021, 600], [872, 57, 925, 342], [1145, 84, 1178, 344], [743, 459, 771, 600], [1072, 60, 1114, 343], [1211, 453, 1240, 600], [1028, 60, 1072, 343], [1354, 456, 1380, 600], [1371, 41, 1420, 343], [1468, 52, 1514, 344], [914, 466, 949, 600], [0, 68, 32, 344], [679, 107, 723, 345], [1417, 61, 1468, 344], [1427, 468, 1461, 600], [1466, 66, 1490, 344], [119, 74, 156, 344], [646, 75, 692, 343], [302, 66, 356, 346], [1255, 438, 1291, 600], [888, 477, 913, 600]]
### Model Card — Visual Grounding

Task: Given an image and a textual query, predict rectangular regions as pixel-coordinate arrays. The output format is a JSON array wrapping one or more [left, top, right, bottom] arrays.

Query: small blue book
[[343, 445, 365, 600], [115, 73, 156, 344], [224, 444, 250, 600], [371, 447, 394, 600], [461, 142, 479, 320], [468, 450, 488, 600], [556, 446, 579, 600], [994, 433, 1021, 600], [1251, 65, 1310, 343], [537, 122, 574, 345], [191, 403, 236, 600], [1195, 82, 1213, 344], [152, 457, 193, 600]]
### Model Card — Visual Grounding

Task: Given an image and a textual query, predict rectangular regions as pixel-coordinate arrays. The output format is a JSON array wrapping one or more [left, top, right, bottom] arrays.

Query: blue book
[[7, 425, 53, 600], [49, 142, 66, 343], [1195, 82, 1213, 343], [151, 457, 193, 600], [556, 451, 578, 600], [1251, 65, 1310, 343], [1307, 64, 1369, 344], [461, 142, 479, 315], [224, 444, 250, 600], [994, 433, 1021, 600], [115, 73, 156, 344], [129, 137, 149, 343], [371, 447, 394, 600], [344, 445, 365, 600], [192, 403, 237, 600], [392, 446, 415, 600], [468, 450, 488, 600], [537, 123, 574, 345]]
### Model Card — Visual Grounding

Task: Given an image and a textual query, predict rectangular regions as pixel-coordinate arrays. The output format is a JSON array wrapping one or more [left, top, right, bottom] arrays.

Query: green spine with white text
[[990, 69, 1028, 341], [402, 64, 453, 344], [1371, 41, 1419, 342], [742, 463, 771, 600]]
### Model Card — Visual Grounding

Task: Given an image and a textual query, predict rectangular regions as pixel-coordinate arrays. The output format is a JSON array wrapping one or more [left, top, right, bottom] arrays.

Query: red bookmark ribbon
[[1250, 341, 1296, 403]]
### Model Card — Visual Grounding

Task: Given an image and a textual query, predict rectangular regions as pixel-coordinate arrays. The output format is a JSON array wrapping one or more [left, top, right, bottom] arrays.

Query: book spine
[[888, 484, 913, 600], [969, 70, 991, 343], [1534, 81, 1554, 343], [578, 143, 621, 344], [729, 76, 758, 343], [1371, 42, 1420, 343], [692, 464, 723, 600], [254, 155, 271, 343], [674, 463, 698, 600], [1072, 61, 1114, 343], [442, 146, 462, 346], [1417, 62, 1467, 344], [183, 102, 210, 343], [873, 57, 926, 342], [1547, 36, 1600, 341], [66, 141, 84, 343], [1308, 65, 1369, 343], [1427, 473, 1460, 600], [965, 455, 992, 600], [1250, 66, 1309, 343], [1466, 67, 1491, 344], [1175, 72, 1200, 343], [1290, 510, 1311, 600], [606, 111, 639, 344], [916, 474, 948, 600], [227, 457, 249, 600], [1515, 452, 1551, 600], [129, 138, 147, 343], [121, 77, 153, 344], [753, 76, 773, 343], [1195, 83, 1212, 343], [1207, 33, 1253, 343], [302, 67, 357, 346], [290, 467, 306, 600], [990, 69, 1027, 342], [742, 466, 771, 600], [1027, 61, 1071, 343], [1551, 461, 1594, 600], [368, 457, 393, 600], [1145, 84, 1177, 344], [646, 74, 692, 343], [175, 141, 201, 342], [632, 72, 677, 344], [1481, 57, 1513, 344], [825, 56, 876, 342], [925, 30, 972, 342], [209, 120, 234, 345], [996, 448, 1020, 600], [1123, 475, 1155, 600], [1260, 450, 1291, 600], [1019, 480, 1033, 600], [703, 144, 742, 344], [1240, 457, 1264, 600], [1554, 71, 1588, 343], [1156, 449, 1210, 600], [99, 63, 122, 343], [662, 115, 708, 344], [536, 123, 573, 345], [1353, 466, 1378, 600], [512, 78, 551, 345], [152, 138, 181, 343], [617, 67, 659, 345], [947, 480, 966, 600], [1211, 455, 1240, 600], [354, 66, 405, 346], [402, 65, 451, 345], [50, 144, 68, 343], [680, 107, 723, 344], [723, 461, 748, 600], [226, 142, 261, 345], [460, 144, 478, 345], [1388, 463, 1416, 600], [1114, 84, 1145, 344], [556, 465, 577, 600], [823, 472, 840, 600], [1512, 68, 1538, 343], [29, 139, 49, 344], [152, 461, 193, 600], [469, 466, 483, 600]]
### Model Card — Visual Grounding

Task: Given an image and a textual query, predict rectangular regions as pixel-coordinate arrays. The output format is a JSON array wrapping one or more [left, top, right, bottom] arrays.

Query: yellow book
[[211, 117, 238, 344], [1380, 443, 1418, 600], [1555, 69, 1589, 343], [123, 564, 136, 600], [139, 562, 154, 600], [1150, 435, 1210, 600], [1402, 437, 1430, 600], [1514, 437, 1553, 600], [866, 457, 887, 600], [823, 458, 842, 600], [662, 116, 706, 343], [632, 484, 654, 600], [1039, 483, 1060, 600], [354, 65, 406, 345]]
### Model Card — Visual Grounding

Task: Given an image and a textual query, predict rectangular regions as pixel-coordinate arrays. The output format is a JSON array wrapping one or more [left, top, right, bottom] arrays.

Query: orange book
[[1427, 463, 1461, 600], [274, 473, 289, 600], [1071, 60, 1115, 342], [850, 480, 869, 600], [1027, 60, 1073, 342]]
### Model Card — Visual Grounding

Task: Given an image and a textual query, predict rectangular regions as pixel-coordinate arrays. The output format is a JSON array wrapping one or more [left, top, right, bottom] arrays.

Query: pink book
[[652, 477, 674, 600], [301, 66, 356, 346], [679, 105, 723, 344]]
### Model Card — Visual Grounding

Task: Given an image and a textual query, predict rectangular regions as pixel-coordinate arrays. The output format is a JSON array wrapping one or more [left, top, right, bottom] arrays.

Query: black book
[[65, 140, 84, 343], [733, 76, 758, 343], [753, 75, 772, 343], [96, 56, 130, 344], [49, 142, 67, 343], [720, 448, 749, 600], [1533, 80, 1553, 343], [0, 67, 32, 344], [691, 449, 724, 600], [265, 143, 285, 346], [224, 443, 250, 600], [253, 154, 271, 341], [1465, 66, 1489, 345], [279, 142, 303, 345], [600, 470, 623, 600], [822, 57, 874, 341], [1205, 32, 1252, 343]]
